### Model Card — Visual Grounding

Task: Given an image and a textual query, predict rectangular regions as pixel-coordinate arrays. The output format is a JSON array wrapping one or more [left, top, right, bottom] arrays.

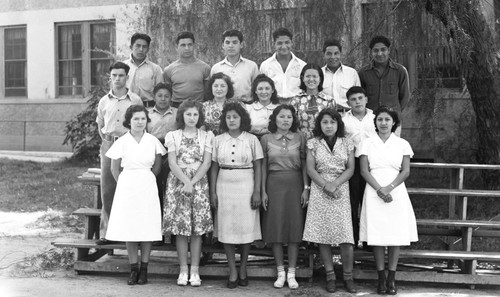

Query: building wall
[[0, 0, 147, 152]]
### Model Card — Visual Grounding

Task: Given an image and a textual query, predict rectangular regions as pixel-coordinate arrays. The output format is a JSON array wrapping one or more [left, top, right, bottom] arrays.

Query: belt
[[103, 134, 120, 142], [219, 166, 253, 170]]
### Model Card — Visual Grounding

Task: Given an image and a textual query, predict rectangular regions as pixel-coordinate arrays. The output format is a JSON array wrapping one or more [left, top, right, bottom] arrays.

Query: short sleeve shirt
[[260, 132, 306, 171], [163, 59, 211, 103], [212, 131, 264, 167]]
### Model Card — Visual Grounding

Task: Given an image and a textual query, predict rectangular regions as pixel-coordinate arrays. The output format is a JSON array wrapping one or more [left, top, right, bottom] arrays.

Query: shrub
[[63, 87, 105, 163]]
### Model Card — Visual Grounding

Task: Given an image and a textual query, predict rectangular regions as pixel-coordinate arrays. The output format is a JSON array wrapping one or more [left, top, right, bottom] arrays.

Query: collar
[[370, 58, 397, 70], [222, 55, 244, 67], [322, 64, 345, 74], [270, 51, 300, 63], [128, 54, 152, 67], [296, 90, 330, 100], [345, 108, 373, 118], [274, 132, 295, 140], [152, 106, 175, 115], [108, 89, 132, 100], [221, 131, 247, 141], [252, 101, 277, 110]]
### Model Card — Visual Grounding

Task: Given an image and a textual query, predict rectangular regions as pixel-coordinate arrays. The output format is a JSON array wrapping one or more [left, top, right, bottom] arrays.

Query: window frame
[[55, 19, 115, 98], [1, 25, 28, 98]]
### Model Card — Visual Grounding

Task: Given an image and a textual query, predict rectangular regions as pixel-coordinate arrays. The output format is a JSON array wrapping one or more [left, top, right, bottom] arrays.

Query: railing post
[[23, 121, 26, 151]]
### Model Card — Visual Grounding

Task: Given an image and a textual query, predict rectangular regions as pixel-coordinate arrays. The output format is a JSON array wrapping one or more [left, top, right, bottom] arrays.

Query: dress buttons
[[232, 152, 235, 154], [232, 160, 235, 162], [232, 144, 236, 147]]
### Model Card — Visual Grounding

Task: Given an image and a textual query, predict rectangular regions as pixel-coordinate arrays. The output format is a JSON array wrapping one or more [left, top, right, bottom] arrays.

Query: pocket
[[388, 83, 397, 95]]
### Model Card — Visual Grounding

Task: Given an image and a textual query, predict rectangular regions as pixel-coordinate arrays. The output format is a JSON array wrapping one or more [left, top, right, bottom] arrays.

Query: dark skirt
[[262, 170, 305, 243]]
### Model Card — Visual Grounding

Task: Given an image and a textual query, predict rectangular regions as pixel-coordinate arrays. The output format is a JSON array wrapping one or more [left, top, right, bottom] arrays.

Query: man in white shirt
[[259, 28, 306, 103], [321, 39, 360, 113], [343, 86, 376, 247], [211, 29, 259, 103], [123, 33, 164, 108]]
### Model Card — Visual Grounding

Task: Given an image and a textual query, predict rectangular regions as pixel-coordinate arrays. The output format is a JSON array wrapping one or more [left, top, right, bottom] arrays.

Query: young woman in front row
[[210, 102, 263, 289], [105, 105, 166, 285], [162, 100, 214, 287], [260, 105, 308, 289], [359, 106, 418, 295], [302, 108, 357, 294]]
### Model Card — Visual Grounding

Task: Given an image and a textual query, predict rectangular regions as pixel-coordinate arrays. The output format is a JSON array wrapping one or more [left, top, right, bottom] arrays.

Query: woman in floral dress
[[302, 108, 356, 294], [288, 63, 335, 139], [203, 72, 235, 136], [163, 100, 214, 287]]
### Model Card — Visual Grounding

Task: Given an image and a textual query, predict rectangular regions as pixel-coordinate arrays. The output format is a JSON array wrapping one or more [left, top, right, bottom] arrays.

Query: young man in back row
[[96, 62, 143, 244], [210, 29, 259, 103], [260, 27, 306, 103], [123, 33, 164, 108], [163, 31, 211, 107], [342, 86, 377, 248]]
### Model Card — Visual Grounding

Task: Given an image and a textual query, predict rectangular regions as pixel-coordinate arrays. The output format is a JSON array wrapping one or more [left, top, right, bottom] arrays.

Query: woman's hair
[[312, 108, 345, 138], [374, 105, 400, 133], [299, 63, 324, 92], [175, 100, 205, 129], [219, 102, 252, 132], [204, 72, 235, 101], [123, 104, 150, 129], [268, 104, 299, 133], [249, 74, 279, 104]]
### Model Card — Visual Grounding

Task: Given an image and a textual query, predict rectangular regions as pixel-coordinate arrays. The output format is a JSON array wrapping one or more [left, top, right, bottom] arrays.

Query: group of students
[[95, 27, 417, 295]]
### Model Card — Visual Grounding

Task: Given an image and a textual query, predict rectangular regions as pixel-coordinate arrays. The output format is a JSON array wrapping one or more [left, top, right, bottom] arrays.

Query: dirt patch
[[1, 210, 500, 297]]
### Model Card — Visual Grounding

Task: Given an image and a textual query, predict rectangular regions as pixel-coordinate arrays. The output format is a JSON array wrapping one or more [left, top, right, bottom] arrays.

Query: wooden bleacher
[[52, 163, 500, 287]]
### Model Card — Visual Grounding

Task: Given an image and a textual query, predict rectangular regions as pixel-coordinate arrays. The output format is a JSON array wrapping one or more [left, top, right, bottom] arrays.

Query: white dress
[[359, 133, 418, 246], [105, 132, 167, 241]]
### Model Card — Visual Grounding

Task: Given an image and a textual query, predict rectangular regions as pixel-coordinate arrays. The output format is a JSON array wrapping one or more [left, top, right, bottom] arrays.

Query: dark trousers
[[156, 154, 169, 218], [349, 157, 366, 244]]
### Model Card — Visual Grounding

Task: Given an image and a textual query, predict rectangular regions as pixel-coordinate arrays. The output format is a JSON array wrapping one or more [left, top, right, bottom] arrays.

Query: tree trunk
[[421, 0, 500, 187]]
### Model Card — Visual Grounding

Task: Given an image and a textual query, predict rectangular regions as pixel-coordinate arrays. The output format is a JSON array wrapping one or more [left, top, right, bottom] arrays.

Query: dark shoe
[[137, 268, 148, 285], [344, 279, 357, 293], [386, 280, 397, 295], [326, 279, 336, 293], [152, 240, 164, 246], [377, 270, 387, 294], [227, 277, 239, 289], [238, 277, 248, 287], [127, 270, 139, 285]]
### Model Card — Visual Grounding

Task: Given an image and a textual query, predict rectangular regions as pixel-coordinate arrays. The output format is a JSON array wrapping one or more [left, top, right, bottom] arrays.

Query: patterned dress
[[302, 137, 354, 245], [203, 99, 238, 136], [289, 91, 335, 139], [162, 130, 214, 236]]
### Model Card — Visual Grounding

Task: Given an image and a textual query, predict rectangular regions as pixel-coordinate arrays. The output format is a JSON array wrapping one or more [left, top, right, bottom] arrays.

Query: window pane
[[91, 59, 112, 87], [91, 22, 116, 58], [5, 27, 26, 60], [58, 60, 83, 95], [5, 27, 27, 97], [58, 25, 82, 59]]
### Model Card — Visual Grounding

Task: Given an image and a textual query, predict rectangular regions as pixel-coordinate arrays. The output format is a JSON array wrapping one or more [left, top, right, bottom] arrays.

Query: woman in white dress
[[105, 104, 166, 285], [359, 106, 418, 295]]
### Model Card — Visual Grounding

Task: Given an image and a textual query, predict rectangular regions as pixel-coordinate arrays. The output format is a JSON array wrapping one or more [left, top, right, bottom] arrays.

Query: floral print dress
[[162, 133, 213, 236], [289, 91, 335, 139]]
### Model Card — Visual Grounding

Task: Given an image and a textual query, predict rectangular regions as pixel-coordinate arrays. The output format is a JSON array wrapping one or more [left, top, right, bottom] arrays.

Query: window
[[4, 26, 27, 97], [56, 21, 115, 97]]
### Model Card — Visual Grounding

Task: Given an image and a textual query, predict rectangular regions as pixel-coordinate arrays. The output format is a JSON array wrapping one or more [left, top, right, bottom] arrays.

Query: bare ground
[[1, 211, 500, 297]]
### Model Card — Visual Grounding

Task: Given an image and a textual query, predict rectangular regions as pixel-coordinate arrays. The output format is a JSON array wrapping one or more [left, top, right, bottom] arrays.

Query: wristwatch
[[304, 185, 311, 190]]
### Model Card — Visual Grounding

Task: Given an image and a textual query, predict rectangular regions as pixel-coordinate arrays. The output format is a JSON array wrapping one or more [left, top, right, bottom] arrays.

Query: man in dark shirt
[[358, 36, 410, 117]]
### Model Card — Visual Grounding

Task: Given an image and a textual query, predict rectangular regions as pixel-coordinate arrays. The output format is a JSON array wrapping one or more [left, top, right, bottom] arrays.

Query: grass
[[0, 158, 97, 212]]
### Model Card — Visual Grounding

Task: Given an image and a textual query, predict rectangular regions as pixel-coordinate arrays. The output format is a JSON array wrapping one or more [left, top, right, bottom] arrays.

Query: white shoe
[[189, 273, 201, 287], [287, 274, 299, 289], [274, 271, 286, 288], [177, 272, 188, 286]]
